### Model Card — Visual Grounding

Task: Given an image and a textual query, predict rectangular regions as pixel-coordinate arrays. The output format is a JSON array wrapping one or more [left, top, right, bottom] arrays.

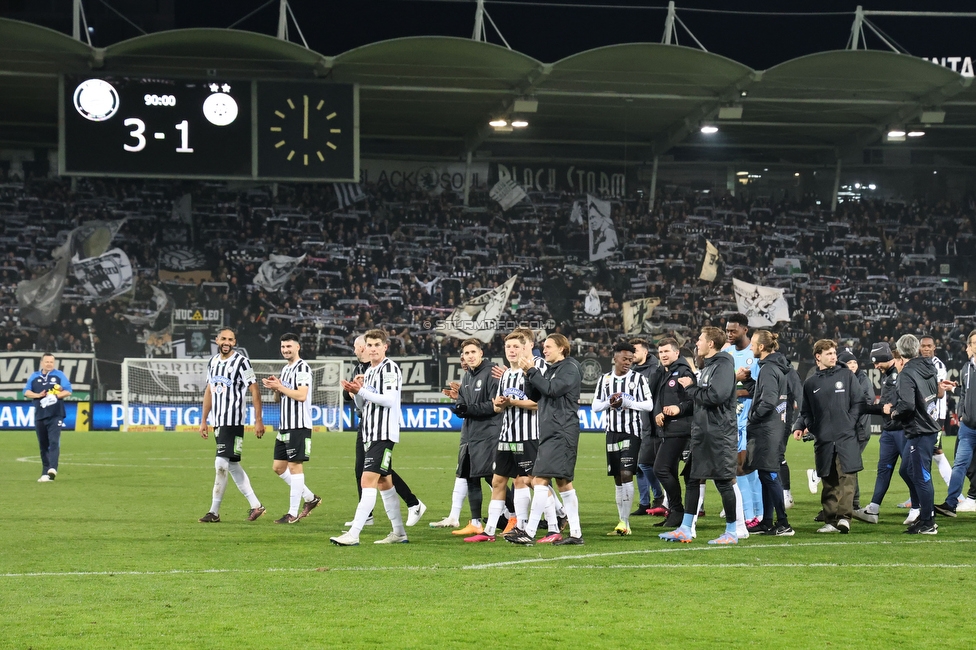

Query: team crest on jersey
[[835, 381, 843, 390], [747, 358, 754, 365], [475, 379, 483, 391]]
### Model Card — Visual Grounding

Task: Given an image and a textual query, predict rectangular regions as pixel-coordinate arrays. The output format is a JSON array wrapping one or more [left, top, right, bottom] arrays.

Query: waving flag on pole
[[699, 239, 720, 282], [732, 278, 791, 327], [587, 194, 617, 261], [438, 275, 518, 343]]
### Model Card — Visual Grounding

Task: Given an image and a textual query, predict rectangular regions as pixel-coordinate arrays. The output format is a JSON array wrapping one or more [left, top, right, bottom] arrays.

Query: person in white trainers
[[24, 353, 72, 483]]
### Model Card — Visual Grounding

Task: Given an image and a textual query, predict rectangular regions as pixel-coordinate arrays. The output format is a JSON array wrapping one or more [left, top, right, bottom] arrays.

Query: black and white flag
[[733, 278, 791, 327], [584, 286, 601, 316], [489, 179, 527, 211], [699, 238, 720, 282], [439, 275, 518, 343], [587, 194, 618, 261], [622, 297, 660, 334], [254, 254, 306, 292], [72, 248, 134, 301], [333, 183, 366, 209], [570, 200, 584, 225]]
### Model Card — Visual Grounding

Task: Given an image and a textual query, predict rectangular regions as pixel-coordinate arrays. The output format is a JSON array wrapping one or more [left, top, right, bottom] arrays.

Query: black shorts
[[215, 425, 244, 462], [363, 439, 395, 476], [606, 432, 641, 476], [273, 428, 311, 463], [492, 439, 539, 478], [532, 429, 580, 481]]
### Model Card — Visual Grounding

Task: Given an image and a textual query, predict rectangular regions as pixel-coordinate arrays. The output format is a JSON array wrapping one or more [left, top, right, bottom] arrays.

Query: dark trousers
[[35, 416, 62, 473], [354, 428, 418, 507], [852, 434, 870, 508], [779, 428, 792, 490], [653, 436, 688, 515], [904, 433, 937, 524], [821, 452, 856, 526], [870, 429, 912, 506], [686, 477, 737, 524], [758, 469, 788, 526]]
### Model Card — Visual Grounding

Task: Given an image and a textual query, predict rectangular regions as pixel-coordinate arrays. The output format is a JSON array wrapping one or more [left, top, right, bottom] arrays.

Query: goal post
[[120, 357, 345, 432]]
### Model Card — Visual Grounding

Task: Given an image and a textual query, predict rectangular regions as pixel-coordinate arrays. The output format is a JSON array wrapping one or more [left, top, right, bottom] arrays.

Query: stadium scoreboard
[[60, 76, 358, 182]]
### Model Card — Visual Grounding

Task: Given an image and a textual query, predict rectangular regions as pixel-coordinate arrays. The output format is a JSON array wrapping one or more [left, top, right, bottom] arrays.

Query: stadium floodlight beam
[[907, 130, 925, 137], [488, 119, 508, 128], [511, 119, 528, 128], [700, 125, 719, 134]]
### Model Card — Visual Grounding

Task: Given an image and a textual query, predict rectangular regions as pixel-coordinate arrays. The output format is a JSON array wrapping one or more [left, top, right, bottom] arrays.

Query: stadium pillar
[[648, 155, 659, 212], [831, 158, 842, 212], [463, 151, 473, 206], [472, 0, 485, 41]]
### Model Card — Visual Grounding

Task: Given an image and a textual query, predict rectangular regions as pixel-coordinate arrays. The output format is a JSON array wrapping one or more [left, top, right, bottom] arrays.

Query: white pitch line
[[0, 565, 440, 579]]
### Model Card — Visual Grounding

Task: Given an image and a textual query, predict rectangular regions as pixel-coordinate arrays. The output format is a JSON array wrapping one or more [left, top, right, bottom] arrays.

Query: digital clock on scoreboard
[[61, 75, 254, 179]]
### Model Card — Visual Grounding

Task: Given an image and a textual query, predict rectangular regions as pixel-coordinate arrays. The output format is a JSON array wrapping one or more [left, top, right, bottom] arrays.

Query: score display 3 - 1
[[61, 76, 253, 179]]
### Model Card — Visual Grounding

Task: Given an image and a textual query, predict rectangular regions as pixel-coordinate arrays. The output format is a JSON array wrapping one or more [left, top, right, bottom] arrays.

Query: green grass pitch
[[2, 429, 976, 649]]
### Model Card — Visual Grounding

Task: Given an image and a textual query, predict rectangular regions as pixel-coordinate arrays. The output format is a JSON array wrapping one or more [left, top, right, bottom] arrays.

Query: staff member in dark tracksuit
[[893, 334, 949, 535], [651, 337, 695, 529], [792, 339, 864, 534], [660, 326, 740, 545]]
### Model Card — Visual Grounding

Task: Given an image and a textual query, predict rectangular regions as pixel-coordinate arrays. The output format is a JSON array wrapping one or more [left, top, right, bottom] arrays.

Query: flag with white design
[[699, 238, 720, 282], [72, 248, 135, 301], [584, 286, 601, 316], [569, 200, 583, 225], [622, 297, 661, 334], [438, 275, 518, 343], [489, 178, 527, 211], [254, 254, 306, 292], [122, 285, 171, 326], [172, 193, 192, 225], [333, 183, 366, 209], [587, 194, 618, 261], [732, 278, 791, 327]]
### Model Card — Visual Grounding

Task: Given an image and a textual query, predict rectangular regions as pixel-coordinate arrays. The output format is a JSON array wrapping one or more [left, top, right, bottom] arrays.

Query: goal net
[[120, 357, 345, 432]]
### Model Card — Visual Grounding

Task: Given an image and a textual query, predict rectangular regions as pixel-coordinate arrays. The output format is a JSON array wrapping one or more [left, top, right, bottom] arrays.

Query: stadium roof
[[2, 16, 975, 168]]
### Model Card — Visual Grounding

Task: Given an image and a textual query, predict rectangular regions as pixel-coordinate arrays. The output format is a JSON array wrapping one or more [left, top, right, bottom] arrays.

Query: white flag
[[15, 255, 70, 326], [587, 194, 617, 261], [569, 200, 583, 225], [584, 286, 601, 316], [253, 254, 306, 292], [489, 179, 527, 211], [172, 193, 192, 225], [622, 297, 660, 334], [122, 285, 170, 326], [72, 248, 134, 301], [333, 183, 366, 209], [700, 239, 720, 282], [439, 275, 518, 343], [732, 278, 791, 327]]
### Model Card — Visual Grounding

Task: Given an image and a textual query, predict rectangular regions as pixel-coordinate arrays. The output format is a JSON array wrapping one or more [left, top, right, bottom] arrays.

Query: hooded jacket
[[892, 356, 941, 439], [525, 356, 582, 441], [863, 363, 901, 431], [686, 351, 737, 480], [455, 359, 503, 477], [653, 356, 696, 438], [745, 351, 789, 472], [793, 362, 864, 476], [956, 357, 976, 430]]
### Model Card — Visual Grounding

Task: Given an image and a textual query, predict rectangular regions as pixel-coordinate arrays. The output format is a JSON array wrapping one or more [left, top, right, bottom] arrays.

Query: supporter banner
[[359, 159, 489, 193], [700, 239, 720, 282], [588, 194, 618, 261], [0, 352, 95, 399], [622, 298, 661, 334], [158, 246, 212, 282], [489, 179, 527, 211], [436, 275, 518, 343], [333, 183, 366, 209], [732, 278, 791, 327], [72, 248, 134, 301], [253, 254, 306, 292], [491, 163, 629, 197], [172, 308, 224, 324], [122, 285, 170, 326]]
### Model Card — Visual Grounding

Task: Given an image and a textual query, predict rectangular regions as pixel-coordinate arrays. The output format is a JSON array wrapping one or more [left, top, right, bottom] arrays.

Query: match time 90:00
[[144, 94, 176, 106]]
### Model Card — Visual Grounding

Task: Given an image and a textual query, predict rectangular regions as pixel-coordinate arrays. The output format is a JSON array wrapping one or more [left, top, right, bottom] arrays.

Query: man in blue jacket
[[24, 353, 73, 482]]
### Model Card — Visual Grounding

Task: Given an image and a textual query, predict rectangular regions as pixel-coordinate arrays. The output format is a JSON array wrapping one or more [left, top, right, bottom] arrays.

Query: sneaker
[[429, 516, 460, 529], [816, 523, 840, 533], [837, 518, 851, 534], [647, 506, 669, 517], [650, 497, 666, 510], [771, 523, 795, 537], [374, 532, 409, 544], [903, 509, 920, 525], [330, 532, 360, 546], [464, 533, 496, 543], [537, 532, 563, 544], [37, 475, 52, 483], [784, 490, 794, 509], [745, 517, 762, 528], [853, 508, 879, 524], [552, 535, 584, 546], [934, 502, 957, 517], [735, 523, 750, 539], [631, 503, 651, 517], [406, 500, 427, 527], [557, 515, 569, 532], [274, 513, 299, 524], [707, 532, 738, 545], [297, 495, 321, 520], [247, 506, 266, 521], [697, 508, 706, 517], [344, 516, 374, 527], [905, 520, 938, 535], [505, 527, 534, 546], [662, 511, 685, 528], [747, 520, 772, 534], [659, 528, 694, 543], [47, 468, 57, 480], [813, 510, 825, 523], [198, 512, 220, 523], [896, 498, 912, 509], [609, 521, 631, 536], [501, 516, 518, 535], [957, 496, 976, 512], [807, 469, 820, 494], [452, 521, 485, 536]]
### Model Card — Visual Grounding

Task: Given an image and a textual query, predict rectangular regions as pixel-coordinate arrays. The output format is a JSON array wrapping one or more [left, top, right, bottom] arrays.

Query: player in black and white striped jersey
[[920, 336, 954, 487], [262, 333, 321, 525], [197, 327, 266, 523], [332, 329, 408, 546], [591, 341, 654, 537]]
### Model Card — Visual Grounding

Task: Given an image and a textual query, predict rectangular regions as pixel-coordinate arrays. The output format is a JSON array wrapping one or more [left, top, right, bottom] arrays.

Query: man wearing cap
[[838, 350, 875, 510], [854, 343, 916, 524]]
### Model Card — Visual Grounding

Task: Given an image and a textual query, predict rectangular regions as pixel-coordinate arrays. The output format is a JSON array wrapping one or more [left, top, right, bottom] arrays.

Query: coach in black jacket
[[651, 337, 695, 527], [792, 339, 864, 533], [891, 334, 944, 534]]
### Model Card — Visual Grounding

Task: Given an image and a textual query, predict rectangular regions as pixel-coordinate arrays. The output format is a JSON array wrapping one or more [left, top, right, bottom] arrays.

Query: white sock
[[733, 482, 746, 530], [228, 462, 261, 509], [561, 489, 582, 538], [935, 452, 952, 485], [615, 484, 625, 521], [514, 487, 531, 528], [544, 491, 559, 533], [289, 472, 305, 517], [692, 484, 705, 527], [548, 485, 566, 517], [280, 468, 315, 501], [449, 477, 468, 521], [350, 487, 378, 535], [484, 499, 505, 536], [621, 481, 634, 525], [381, 487, 406, 536], [210, 457, 230, 514], [864, 502, 880, 514], [526, 485, 548, 537]]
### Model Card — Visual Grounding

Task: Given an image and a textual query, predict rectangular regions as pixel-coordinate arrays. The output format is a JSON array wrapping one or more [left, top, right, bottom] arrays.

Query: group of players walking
[[192, 317, 975, 546]]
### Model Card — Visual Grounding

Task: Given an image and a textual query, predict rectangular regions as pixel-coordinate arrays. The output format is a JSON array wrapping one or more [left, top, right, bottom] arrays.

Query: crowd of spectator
[[2, 174, 976, 386]]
